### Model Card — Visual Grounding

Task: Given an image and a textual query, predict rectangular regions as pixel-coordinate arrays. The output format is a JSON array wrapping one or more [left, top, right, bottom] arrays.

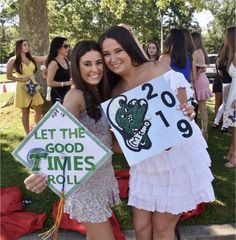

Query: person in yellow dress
[[7, 39, 46, 135]]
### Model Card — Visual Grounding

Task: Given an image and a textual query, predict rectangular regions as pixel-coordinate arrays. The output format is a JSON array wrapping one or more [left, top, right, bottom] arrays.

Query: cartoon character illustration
[[107, 95, 152, 151], [228, 110, 236, 123], [27, 148, 48, 171]]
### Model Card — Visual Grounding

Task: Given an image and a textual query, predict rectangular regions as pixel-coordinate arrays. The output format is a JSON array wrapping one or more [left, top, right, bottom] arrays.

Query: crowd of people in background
[[7, 24, 235, 240]]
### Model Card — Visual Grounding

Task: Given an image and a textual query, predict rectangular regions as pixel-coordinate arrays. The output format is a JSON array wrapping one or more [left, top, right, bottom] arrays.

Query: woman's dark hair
[[99, 26, 148, 66], [45, 37, 67, 67], [191, 31, 209, 64], [225, 26, 235, 69], [146, 41, 160, 60], [70, 40, 110, 121], [99, 25, 148, 89], [14, 39, 37, 74], [216, 44, 231, 81], [182, 28, 195, 55], [163, 28, 187, 68], [218, 44, 230, 67]]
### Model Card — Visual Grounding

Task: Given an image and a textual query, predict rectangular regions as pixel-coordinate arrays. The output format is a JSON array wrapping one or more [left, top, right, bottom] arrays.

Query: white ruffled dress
[[128, 70, 215, 214]]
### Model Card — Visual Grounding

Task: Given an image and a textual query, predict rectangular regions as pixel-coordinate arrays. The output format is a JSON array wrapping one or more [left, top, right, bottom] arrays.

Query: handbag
[[22, 79, 41, 97]]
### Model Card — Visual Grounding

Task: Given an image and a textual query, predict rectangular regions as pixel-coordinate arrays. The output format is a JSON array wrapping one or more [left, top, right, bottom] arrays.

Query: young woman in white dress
[[99, 25, 215, 240], [223, 26, 236, 168]]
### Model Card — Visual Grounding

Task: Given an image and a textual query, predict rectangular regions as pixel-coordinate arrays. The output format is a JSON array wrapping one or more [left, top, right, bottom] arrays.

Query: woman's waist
[[15, 73, 35, 79], [53, 78, 70, 82]]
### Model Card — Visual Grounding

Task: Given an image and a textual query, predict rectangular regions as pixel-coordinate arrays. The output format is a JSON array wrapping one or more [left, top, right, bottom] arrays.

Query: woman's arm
[[47, 61, 73, 87], [191, 51, 198, 84], [6, 57, 29, 82], [32, 55, 47, 65], [176, 87, 195, 120], [159, 54, 171, 66]]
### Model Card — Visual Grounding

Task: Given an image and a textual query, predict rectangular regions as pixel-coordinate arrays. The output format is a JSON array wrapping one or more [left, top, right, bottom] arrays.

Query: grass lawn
[[0, 74, 9, 83], [0, 90, 235, 231]]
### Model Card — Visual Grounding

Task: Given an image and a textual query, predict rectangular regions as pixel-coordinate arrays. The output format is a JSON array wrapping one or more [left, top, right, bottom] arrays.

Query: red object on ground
[[110, 212, 126, 240], [114, 169, 130, 199], [2, 82, 7, 93], [179, 203, 207, 221], [0, 186, 47, 240], [1, 212, 47, 240], [0, 187, 23, 214]]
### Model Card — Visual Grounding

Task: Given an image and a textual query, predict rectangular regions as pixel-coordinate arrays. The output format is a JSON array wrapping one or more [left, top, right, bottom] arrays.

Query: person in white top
[[99, 25, 215, 240], [224, 26, 236, 168]]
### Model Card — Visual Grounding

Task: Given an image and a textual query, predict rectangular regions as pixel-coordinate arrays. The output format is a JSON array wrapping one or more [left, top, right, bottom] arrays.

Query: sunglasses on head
[[63, 44, 70, 49]]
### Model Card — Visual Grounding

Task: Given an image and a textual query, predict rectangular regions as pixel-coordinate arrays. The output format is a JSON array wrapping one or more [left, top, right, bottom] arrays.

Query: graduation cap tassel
[[39, 155, 67, 240]]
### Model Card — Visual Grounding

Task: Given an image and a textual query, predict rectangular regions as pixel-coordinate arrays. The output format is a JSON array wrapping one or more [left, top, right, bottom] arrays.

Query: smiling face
[[79, 50, 104, 85], [102, 38, 132, 77]]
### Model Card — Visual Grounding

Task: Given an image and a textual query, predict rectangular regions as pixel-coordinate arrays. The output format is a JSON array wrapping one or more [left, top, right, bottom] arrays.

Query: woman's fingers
[[24, 173, 48, 193], [33, 182, 48, 194], [178, 103, 196, 121]]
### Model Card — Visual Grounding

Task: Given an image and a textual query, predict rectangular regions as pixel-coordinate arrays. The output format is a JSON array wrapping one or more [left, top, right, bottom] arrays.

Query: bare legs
[[21, 108, 30, 134], [198, 100, 208, 140], [133, 208, 152, 239], [225, 128, 236, 167], [21, 104, 42, 135], [133, 207, 180, 240], [34, 104, 42, 124], [83, 220, 115, 240]]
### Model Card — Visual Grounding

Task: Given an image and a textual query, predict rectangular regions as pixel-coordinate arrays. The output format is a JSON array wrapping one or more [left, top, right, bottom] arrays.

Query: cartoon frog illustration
[[107, 95, 152, 151]]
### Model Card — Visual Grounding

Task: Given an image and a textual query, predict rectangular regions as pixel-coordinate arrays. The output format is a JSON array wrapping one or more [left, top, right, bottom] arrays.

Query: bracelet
[[61, 82, 64, 87]]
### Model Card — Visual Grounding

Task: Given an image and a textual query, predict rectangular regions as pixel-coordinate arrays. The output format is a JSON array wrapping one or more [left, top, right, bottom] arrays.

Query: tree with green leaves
[[204, 0, 235, 53], [1, 0, 210, 62], [18, 0, 49, 97], [0, 0, 19, 62]]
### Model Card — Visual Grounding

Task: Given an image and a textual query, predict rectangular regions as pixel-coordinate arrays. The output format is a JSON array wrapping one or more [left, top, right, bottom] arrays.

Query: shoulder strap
[[53, 59, 60, 67]]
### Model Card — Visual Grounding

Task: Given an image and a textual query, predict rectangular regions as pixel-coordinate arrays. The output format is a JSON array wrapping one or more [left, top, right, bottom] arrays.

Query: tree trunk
[[19, 0, 49, 100]]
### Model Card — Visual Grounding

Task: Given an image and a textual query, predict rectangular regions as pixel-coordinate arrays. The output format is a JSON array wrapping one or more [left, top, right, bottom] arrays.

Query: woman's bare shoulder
[[63, 88, 86, 116], [148, 61, 171, 76], [48, 60, 58, 68], [159, 54, 170, 62], [64, 88, 84, 101], [7, 56, 16, 65]]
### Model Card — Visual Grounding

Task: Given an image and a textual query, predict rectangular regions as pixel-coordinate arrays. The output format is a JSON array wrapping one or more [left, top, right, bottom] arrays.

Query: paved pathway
[[0, 81, 16, 93], [19, 223, 236, 240]]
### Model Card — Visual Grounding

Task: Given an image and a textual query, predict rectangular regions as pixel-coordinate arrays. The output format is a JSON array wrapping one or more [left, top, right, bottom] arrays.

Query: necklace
[[56, 57, 68, 69]]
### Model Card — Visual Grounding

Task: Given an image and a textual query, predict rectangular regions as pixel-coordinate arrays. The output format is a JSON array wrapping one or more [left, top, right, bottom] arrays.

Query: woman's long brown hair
[[70, 40, 111, 121], [14, 39, 37, 74], [225, 26, 236, 69]]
